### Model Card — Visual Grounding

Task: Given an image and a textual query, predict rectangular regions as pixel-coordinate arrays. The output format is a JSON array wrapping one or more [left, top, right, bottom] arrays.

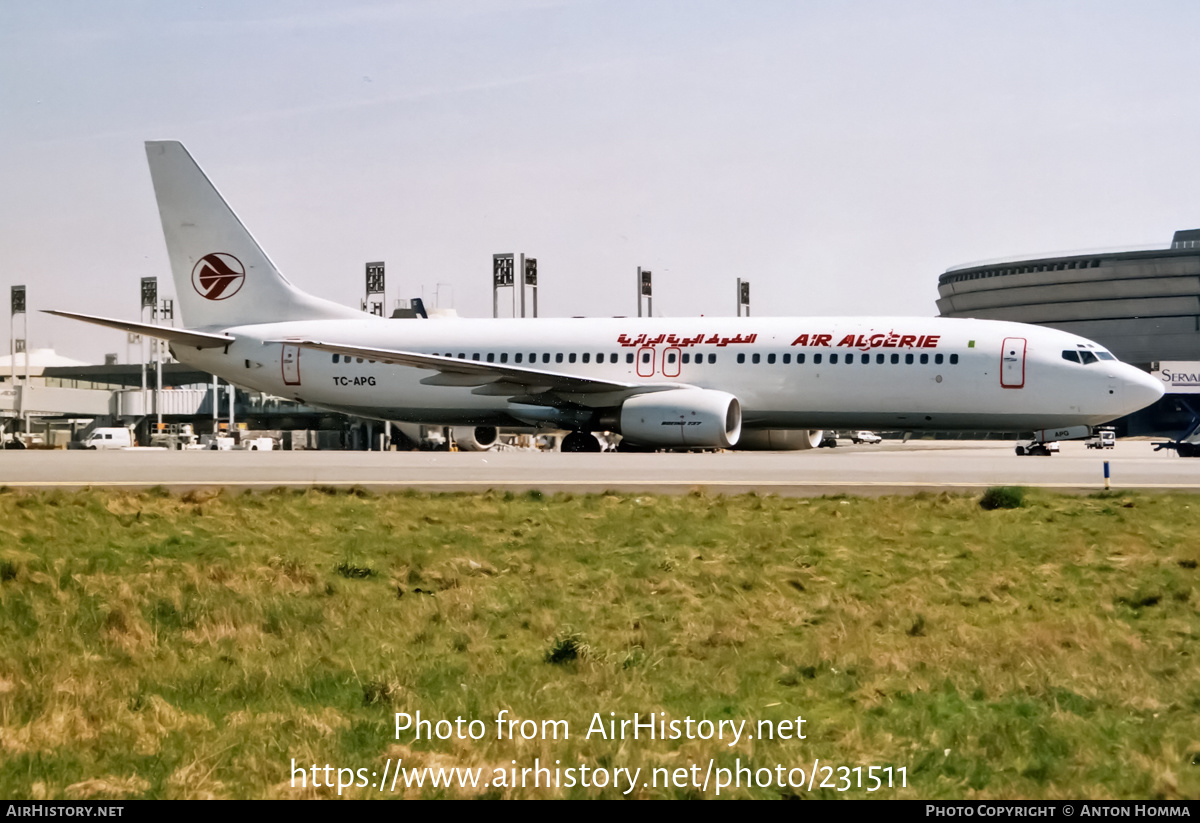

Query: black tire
[[1015, 446, 1025, 456], [561, 431, 601, 453]]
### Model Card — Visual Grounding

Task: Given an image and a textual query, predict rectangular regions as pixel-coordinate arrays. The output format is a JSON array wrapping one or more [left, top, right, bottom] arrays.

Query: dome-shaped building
[[937, 230, 1200, 441]]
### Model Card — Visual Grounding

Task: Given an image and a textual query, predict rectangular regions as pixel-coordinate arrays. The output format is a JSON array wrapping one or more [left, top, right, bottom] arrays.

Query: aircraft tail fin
[[144, 141, 364, 329]]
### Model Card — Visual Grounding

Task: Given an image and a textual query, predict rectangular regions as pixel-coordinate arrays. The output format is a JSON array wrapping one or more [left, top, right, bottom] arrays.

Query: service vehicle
[[82, 427, 134, 450]]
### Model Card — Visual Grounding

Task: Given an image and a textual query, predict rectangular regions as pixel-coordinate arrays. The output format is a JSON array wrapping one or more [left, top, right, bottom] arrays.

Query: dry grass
[[0, 487, 1196, 798]]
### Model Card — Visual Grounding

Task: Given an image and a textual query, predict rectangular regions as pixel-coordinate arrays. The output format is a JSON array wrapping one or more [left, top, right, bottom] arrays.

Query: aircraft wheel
[[561, 431, 602, 453], [1015, 446, 1025, 456]]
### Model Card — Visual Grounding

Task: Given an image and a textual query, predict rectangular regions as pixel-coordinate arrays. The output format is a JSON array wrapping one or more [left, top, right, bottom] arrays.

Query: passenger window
[[597, 353, 604, 362], [845, 354, 854, 364], [920, 353, 928, 364], [905, 354, 914, 364], [830, 354, 838, 364], [737, 353, 746, 364], [814, 353, 822, 364], [641, 352, 650, 364], [356, 358, 364, 364], [752, 353, 760, 364], [935, 354, 943, 365], [783, 354, 791, 364], [797, 353, 805, 364], [708, 354, 716, 364], [1062, 350, 1080, 363], [1080, 351, 1098, 365], [610, 353, 618, 363], [626, 353, 634, 364], [950, 354, 959, 365], [568, 353, 576, 363], [543, 353, 551, 364], [667, 352, 676, 364], [682, 353, 690, 364], [332, 354, 340, 363], [487, 353, 495, 363], [767, 353, 776, 364], [876, 353, 884, 364], [582, 353, 590, 364], [500, 353, 508, 363], [515, 353, 523, 363], [459, 353, 466, 359], [472, 353, 480, 361], [891, 354, 899, 364], [556, 353, 564, 363]]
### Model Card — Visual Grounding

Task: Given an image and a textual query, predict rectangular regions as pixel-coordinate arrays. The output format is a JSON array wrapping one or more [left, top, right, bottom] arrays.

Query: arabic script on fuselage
[[616, 332, 940, 350]]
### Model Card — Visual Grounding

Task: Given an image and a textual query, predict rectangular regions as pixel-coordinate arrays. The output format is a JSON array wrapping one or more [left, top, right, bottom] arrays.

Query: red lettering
[[923, 335, 940, 348], [836, 334, 856, 347], [899, 335, 917, 348], [790, 334, 809, 346], [813, 334, 832, 347], [869, 334, 885, 348]]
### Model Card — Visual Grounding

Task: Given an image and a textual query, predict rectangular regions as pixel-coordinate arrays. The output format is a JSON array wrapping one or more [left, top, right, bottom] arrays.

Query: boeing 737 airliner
[[48, 142, 1164, 452]]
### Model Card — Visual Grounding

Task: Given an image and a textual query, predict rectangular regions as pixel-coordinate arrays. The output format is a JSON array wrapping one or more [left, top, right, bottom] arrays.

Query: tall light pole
[[140, 278, 156, 424], [523, 257, 538, 317], [364, 262, 385, 316], [492, 254, 514, 318], [10, 286, 26, 437], [637, 268, 652, 317], [737, 279, 750, 317]]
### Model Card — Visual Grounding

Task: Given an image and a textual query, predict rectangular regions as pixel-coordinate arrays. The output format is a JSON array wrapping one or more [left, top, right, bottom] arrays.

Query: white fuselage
[[173, 315, 1163, 433]]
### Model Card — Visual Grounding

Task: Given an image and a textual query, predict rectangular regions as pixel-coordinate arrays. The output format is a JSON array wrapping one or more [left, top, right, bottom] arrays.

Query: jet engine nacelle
[[618, 389, 741, 449], [733, 429, 824, 451], [452, 426, 499, 451]]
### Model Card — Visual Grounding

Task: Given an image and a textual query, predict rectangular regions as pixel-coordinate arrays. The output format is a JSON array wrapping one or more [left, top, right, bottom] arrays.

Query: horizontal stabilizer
[[43, 310, 234, 349]]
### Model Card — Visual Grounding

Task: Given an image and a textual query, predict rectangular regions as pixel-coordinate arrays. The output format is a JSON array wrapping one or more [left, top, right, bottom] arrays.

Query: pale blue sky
[[3, 1, 1199, 362]]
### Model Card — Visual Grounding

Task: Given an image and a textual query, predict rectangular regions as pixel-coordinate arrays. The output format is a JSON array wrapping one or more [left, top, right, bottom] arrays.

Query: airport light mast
[[637, 268, 652, 317], [10, 286, 27, 437], [139, 277, 155, 427], [493, 254, 514, 318], [363, 262, 385, 317], [737, 279, 750, 317]]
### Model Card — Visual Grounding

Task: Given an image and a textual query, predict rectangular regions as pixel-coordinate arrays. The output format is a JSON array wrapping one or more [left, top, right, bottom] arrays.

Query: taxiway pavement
[[0, 440, 1193, 496]]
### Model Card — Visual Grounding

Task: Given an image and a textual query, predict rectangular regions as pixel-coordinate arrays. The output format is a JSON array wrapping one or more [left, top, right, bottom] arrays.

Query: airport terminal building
[[937, 229, 1200, 440]]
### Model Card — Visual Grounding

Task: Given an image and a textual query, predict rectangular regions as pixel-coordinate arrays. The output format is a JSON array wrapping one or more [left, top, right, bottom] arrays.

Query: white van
[[82, 428, 134, 450]]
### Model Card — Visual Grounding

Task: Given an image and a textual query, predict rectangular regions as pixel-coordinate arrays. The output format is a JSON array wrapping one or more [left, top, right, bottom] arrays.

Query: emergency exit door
[[1001, 337, 1026, 389], [282, 344, 301, 386]]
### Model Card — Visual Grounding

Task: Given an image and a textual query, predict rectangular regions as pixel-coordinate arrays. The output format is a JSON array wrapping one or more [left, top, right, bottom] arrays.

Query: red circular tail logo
[[191, 253, 245, 300]]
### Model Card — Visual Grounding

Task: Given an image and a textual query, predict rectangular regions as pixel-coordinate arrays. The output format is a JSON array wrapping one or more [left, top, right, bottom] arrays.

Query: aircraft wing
[[44, 310, 234, 349], [268, 338, 687, 398]]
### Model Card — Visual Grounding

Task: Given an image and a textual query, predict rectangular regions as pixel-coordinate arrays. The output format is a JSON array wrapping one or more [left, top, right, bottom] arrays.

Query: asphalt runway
[[0, 440, 1195, 495]]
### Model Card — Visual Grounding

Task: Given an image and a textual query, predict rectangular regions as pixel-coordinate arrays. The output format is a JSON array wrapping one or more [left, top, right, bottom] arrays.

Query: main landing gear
[[560, 431, 603, 453]]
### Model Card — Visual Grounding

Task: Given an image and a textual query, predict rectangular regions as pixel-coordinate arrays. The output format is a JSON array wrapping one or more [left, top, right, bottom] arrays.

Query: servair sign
[[1151, 361, 1200, 394]]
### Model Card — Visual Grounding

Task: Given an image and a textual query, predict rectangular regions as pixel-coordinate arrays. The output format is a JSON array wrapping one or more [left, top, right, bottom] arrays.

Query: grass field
[[0, 486, 1197, 799]]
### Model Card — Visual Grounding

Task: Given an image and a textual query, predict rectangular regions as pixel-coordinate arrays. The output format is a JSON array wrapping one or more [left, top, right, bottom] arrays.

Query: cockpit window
[[1096, 351, 1115, 360], [1079, 351, 1098, 365], [1061, 350, 1080, 363]]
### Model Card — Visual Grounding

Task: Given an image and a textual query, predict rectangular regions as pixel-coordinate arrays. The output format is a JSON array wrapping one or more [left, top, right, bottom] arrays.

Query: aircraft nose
[[1120, 365, 1165, 412]]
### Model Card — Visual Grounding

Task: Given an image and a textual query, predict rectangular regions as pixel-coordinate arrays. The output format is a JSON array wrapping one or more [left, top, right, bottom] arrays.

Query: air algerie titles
[[790, 331, 941, 350]]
